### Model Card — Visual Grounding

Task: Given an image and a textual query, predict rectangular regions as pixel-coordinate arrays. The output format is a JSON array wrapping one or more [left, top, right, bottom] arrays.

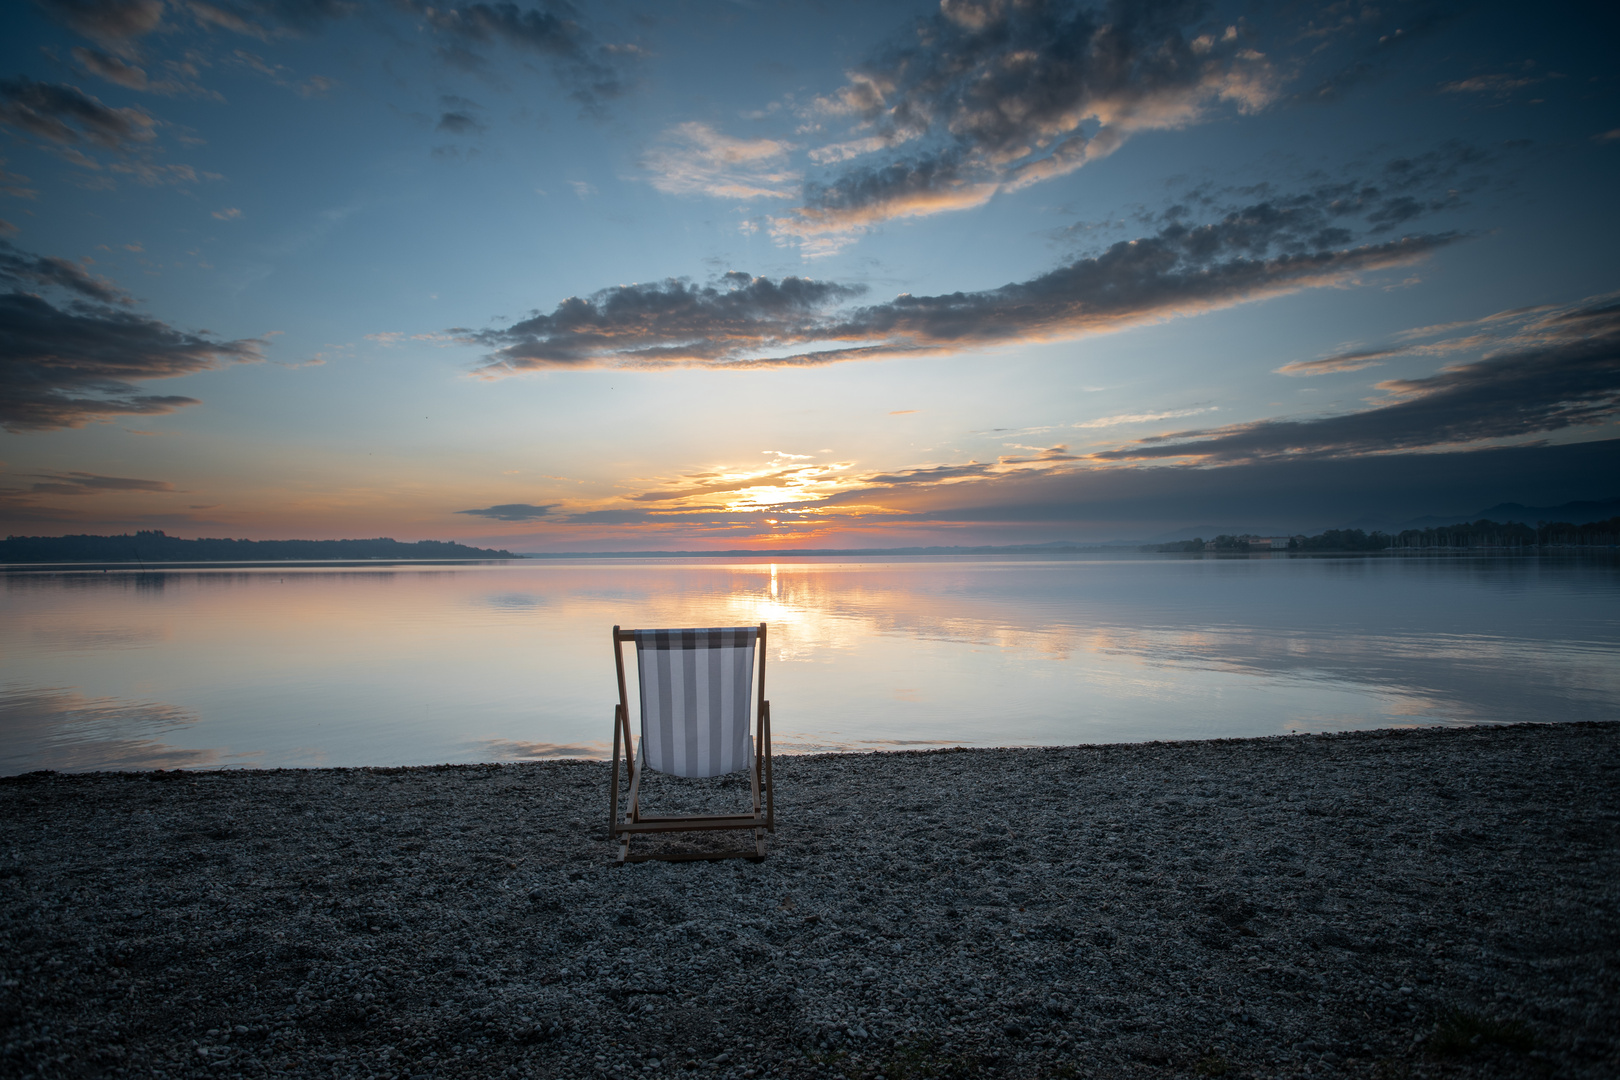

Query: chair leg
[[608, 705, 623, 842], [763, 702, 774, 833], [626, 746, 644, 822]]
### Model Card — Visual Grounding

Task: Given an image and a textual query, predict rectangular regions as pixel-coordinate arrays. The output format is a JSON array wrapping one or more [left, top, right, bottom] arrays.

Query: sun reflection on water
[[1, 555, 1616, 772]]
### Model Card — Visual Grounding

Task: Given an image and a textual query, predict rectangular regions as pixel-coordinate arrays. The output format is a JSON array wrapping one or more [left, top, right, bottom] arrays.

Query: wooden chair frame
[[608, 623, 774, 863]]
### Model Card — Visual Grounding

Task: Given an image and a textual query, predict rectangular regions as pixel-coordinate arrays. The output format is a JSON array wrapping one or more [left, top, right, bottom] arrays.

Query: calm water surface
[[3, 555, 1618, 773]]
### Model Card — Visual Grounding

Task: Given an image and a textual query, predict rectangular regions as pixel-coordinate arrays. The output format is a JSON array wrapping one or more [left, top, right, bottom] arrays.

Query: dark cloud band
[[775, 0, 1276, 242], [34, 0, 166, 42], [455, 503, 558, 521], [0, 243, 265, 431], [0, 240, 132, 305], [473, 217, 1456, 372], [1095, 299, 1620, 462], [410, 0, 629, 108], [0, 77, 155, 151]]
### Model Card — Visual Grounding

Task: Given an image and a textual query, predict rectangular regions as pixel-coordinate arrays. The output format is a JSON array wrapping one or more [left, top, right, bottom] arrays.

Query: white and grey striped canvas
[[632, 627, 758, 778]]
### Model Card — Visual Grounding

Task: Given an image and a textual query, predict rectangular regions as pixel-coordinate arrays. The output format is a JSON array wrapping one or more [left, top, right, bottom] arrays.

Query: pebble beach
[[3, 722, 1617, 1080]]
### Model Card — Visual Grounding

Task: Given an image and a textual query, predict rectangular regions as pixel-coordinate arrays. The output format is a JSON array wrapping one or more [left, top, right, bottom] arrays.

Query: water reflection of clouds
[[1103, 627, 1619, 726], [478, 738, 607, 761], [480, 592, 549, 612], [724, 559, 1620, 733], [27, 623, 169, 652], [0, 686, 236, 773], [2, 557, 1615, 769], [773, 735, 973, 754]]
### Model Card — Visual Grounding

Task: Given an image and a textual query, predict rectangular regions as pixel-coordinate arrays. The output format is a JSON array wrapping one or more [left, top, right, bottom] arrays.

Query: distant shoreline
[[0, 558, 524, 571], [4, 547, 1616, 569], [0, 531, 516, 564]]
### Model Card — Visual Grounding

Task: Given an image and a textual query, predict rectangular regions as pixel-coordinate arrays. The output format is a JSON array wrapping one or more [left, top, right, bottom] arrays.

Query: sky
[[1, 0, 1617, 551]]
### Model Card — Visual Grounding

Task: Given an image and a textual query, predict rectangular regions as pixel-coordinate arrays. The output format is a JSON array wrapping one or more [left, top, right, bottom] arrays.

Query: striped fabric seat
[[632, 626, 758, 778]]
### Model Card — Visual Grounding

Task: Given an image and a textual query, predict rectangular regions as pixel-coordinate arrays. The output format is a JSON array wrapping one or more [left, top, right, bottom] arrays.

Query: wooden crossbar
[[614, 817, 763, 834]]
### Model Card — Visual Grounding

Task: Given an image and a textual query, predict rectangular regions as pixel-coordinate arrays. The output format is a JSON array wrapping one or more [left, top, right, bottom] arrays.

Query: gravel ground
[[2, 722, 1617, 1080]]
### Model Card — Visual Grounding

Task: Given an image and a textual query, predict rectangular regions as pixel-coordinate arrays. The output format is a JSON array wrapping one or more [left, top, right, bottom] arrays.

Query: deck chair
[[608, 623, 774, 863]]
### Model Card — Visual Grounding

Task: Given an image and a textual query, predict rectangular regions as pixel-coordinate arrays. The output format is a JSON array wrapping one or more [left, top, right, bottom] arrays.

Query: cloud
[[0, 77, 157, 151], [641, 122, 797, 200], [455, 502, 559, 521], [68, 46, 220, 98], [997, 444, 1080, 464], [0, 159, 38, 199], [25, 471, 176, 495], [0, 239, 133, 304], [473, 270, 866, 370], [1437, 68, 1543, 99], [109, 160, 217, 186], [1294, 1, 1460, 104], [186, 1, 278, 40], [34, 0, 166, 46], [412, 0, 631, 110], [1095, 296, 1620, 463], [526, 455, 869, 524], [550, 508, 659, 525], [1073, 406, 1216, 427], [175, 0, 358, 42], [859, 461, 996, 486], [38, 1, 625, 116], [71, 47, 152, 90], [431, 93, 487, 136], [474, 216, 1454, 372], [500, 290, 1620, 542], [436, 111, 486, 135], [478, 154, 1477, 371], [776, 153, 1001, 249], [211, 206, 241, 219], [770, 0, 1277, 246], [838, 438, 1620, 538], [625, 464, 831, 504], [0, 242, 266, 431], [1275, 348, 1400, 376]]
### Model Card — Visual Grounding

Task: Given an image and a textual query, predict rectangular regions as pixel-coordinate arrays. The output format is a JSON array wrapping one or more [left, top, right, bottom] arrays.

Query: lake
[[3, 554, 1618, 774]]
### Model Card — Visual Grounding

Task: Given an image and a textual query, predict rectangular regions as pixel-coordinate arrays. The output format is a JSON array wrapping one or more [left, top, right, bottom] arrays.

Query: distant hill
[[1142, 525, 1294, 544], [1161, 496, 1620, 540], [1471, 496, 1620, 526], [0, 531, 518, 563], [1348, 496, 1620, 534]]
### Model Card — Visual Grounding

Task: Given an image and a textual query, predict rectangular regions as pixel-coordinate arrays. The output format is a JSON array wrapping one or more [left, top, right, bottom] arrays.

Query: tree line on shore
[[1154, 517, 1620, 553], [0, 530, 518, 563]]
